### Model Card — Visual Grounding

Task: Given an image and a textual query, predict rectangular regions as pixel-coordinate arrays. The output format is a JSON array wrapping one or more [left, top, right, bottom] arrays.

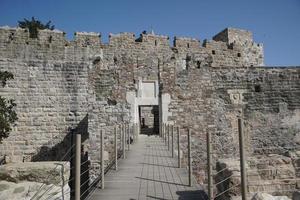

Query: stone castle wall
[[159, 63, 300, 183], [0, 26, 299, 189], [0, 59, 90, 161]]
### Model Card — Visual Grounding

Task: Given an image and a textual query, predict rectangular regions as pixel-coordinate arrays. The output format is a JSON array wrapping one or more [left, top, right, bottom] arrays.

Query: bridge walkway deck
[[90, 135, 206, 200]]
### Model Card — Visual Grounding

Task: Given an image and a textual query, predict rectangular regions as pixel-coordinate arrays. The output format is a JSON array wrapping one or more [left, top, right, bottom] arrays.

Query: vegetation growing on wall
[[18, 17, 55, 38], [0, 71, 17, 143]]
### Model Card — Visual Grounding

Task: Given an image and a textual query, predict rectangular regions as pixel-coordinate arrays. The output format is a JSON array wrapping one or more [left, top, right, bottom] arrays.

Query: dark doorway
[[139, 105, 159, 135]]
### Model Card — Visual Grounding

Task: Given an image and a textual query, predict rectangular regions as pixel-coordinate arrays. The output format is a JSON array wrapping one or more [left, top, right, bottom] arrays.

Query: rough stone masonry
[[0, 26, 299, 197]]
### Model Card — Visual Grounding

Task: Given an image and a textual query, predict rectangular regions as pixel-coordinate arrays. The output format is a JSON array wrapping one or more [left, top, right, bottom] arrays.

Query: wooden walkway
[[90, 135, 207, 200]]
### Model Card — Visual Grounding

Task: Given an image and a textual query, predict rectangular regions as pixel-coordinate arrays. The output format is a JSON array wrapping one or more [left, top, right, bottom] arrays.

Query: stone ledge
[[0, 180, 70, 200], [0, 161, 70, 186]]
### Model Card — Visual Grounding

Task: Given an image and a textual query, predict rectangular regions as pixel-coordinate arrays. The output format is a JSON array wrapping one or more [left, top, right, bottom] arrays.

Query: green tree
[[18, 17, 55, 38], [0, 71, 17, 143]]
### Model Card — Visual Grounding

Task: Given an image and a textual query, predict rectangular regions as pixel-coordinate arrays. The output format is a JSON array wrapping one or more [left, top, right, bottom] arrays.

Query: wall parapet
[[0, 26, 261, 49], [0, 26, 264, 66], [213, 27, 253, 45], [109, 32, 136, 45], [173, 36, 201, 49], [74, 31, 101, 46]]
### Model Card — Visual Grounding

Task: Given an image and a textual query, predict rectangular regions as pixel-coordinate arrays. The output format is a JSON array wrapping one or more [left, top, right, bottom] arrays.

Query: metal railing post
[[188, 128, 192, 187], [135, 123, 139, 141], [165, 124, 167, 145], [238, 118, 247, 200], [114, 125, 118, 170], [177, 126, 181, 168], [162, 123, 165, 140], [207, 131, 213, 200], [133, 123, 136, 143], [75, 133, 81, 200], [160, 122, 162, 138], [101, 129, 104, 189], [168, 124, 170, 150], [127, 124, 130, 150], [172, 125, 174, 158], [161, 123, 164, 138], [122, 124, 126, 159], [160, 123, 163, 139]]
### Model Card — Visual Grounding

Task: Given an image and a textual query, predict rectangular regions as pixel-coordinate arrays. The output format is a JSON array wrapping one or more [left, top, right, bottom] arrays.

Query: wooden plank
[[90, 135, 202, 200]]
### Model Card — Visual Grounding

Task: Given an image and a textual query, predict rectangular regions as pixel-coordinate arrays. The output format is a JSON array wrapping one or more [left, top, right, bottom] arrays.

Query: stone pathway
[[90, 135, 207, 200]]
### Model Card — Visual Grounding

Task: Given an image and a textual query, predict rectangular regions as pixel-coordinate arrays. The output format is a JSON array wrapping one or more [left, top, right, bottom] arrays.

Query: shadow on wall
[[176, 190, 208, 200], [31, 114, 89, 161], [31, 114, 90, 200]]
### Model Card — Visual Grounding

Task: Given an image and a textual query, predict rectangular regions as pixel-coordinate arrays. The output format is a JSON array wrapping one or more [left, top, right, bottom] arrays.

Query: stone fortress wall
[[0, 26, 299, 196]]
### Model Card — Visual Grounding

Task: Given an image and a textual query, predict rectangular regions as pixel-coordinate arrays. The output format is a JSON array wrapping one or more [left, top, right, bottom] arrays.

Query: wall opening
[[185, 55, 191, 70], [9, 32, 15, 41], [113, 56, 118, 64], [197, 61, 201, 69], [254, 85, 262, 92], [139, 105, 159, 135], [48, 36, 53, 43]]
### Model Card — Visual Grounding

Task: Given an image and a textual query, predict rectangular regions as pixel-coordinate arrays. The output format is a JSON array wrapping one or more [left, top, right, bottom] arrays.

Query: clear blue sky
[[0, 0, 299, 66]]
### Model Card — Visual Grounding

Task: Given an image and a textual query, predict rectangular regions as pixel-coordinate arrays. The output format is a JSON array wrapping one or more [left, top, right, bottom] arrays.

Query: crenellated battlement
[[38, 29, 66, 45], [213, 27, 253, 45], [136, 33, 170, 47], [0, 26, 264, 66], [74, 31, 101, 46], [0, 26, 29, 43], [0, 26, 260, 49], [109, 32, 136, 45]]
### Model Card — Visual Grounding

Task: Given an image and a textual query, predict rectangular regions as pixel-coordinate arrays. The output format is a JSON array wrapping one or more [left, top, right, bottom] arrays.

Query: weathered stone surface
[[292, 191, 300, 200], [215, 158, 252, 199], [0, 162, 70, 186], [247, 154, 297, 197], [215, 156, 298, 199], [249, 154, 295, 180], [0, 162, 70, 200], [251, 193, 291, 200], [0, 180, 70, 200]]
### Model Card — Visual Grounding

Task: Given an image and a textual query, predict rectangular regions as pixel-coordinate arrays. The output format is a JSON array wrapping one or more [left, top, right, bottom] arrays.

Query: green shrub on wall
[[0, 71, 17, 143], [18, 17, 55, 38]]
